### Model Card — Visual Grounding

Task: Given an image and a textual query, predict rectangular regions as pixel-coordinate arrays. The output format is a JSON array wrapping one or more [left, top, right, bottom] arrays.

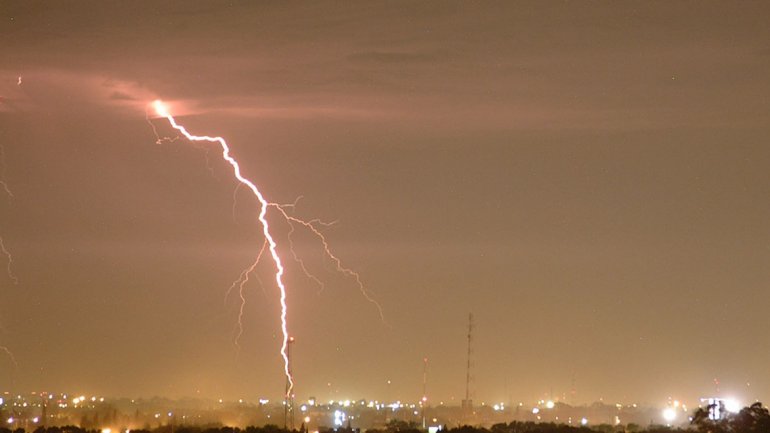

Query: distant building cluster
[[0, 392, 746, 432]]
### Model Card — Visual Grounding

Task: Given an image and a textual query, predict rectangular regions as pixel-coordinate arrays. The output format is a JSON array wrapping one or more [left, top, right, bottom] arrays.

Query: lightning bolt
[[0, 144, 13, 203], [0, 135, 18, 366], [0, 238, 18, 286], [0, 312, 17, 369], [0, 144, 17, 285], [149, 99, 387, 397], [231, 183, 242, 223], [151, 100, 294, 395], [225, 239, 267, 354], [0, 344, 18, 369], [286, 219, 325, 294], [0, 183, 12, 201], [276, 197, 327, 294], [273, 205, 387, 323]]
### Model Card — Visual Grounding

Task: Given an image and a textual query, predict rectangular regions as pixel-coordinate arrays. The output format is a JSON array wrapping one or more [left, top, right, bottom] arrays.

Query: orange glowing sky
[[0, 2, 770, 406]]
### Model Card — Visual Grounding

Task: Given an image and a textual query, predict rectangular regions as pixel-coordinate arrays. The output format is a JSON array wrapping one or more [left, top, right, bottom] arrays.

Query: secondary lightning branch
[[150, 100, 387, 398], [0, 134, 17, 366], [0, 142, 17, 285]]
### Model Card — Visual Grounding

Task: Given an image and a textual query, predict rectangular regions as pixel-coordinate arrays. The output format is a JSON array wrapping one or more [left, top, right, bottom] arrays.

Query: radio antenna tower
[[284, 336, 296, 430], [462, 313, 474, 415], [421, 357, 428, 428]]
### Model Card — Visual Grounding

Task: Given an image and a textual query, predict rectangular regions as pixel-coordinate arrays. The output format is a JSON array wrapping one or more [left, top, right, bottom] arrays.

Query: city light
[[333, 410, 346, 426], [663, 407, 677, 423], [724, 398, 742, 413]]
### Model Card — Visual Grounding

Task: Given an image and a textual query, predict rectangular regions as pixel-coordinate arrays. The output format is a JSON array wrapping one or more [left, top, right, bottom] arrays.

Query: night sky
[[1, 2, 770, 407]]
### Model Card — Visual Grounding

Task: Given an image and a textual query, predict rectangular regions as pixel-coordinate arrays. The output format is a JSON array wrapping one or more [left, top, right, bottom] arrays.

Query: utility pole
[[462, 313, 474, 418], [421, 357, 428, 428], [41, 395, 47, 428], [284, 337, 295, 430]]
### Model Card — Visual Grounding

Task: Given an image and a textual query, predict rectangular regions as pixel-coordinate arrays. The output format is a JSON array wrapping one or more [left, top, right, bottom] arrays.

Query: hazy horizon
[[1, 2, 769, 406]]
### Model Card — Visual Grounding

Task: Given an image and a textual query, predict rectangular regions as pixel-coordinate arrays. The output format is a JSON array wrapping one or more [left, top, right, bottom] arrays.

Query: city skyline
[[1, 2, 769, 406]]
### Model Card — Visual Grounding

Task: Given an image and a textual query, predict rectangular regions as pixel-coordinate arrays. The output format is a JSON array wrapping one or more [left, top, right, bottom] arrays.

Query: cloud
[[347, 50, 449, 64], [3, 3, 769, 131], [108, 91, 139, 101]]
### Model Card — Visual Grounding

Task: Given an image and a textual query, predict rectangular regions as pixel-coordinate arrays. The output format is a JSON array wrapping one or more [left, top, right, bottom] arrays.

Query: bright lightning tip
[[152, 99, 170, 118]]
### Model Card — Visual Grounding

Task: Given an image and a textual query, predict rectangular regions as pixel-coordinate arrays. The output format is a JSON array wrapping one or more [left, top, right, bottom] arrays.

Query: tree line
[[0, 402, 767, 433]]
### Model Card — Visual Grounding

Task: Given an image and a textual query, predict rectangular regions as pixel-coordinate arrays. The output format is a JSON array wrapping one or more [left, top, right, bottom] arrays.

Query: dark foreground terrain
[[4, 403, 769, 433]]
